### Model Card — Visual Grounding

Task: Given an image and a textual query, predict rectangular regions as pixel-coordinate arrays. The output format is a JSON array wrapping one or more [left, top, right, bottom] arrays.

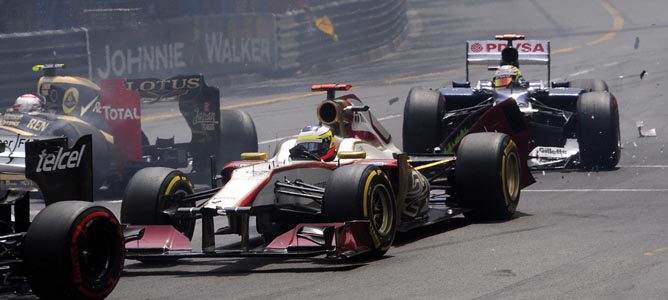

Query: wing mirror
[[551, 80, 570, 88], [337, 151, 367, 159], [452, 81, 471, 88], [241, 152, 268, 161]]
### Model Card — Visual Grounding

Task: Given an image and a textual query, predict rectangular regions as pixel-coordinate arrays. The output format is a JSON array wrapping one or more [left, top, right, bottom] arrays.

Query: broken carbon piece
[[636, 121, 656, 137]]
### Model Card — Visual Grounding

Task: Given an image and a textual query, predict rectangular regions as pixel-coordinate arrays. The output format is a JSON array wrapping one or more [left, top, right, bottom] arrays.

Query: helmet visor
[[494, 76, 513, 87], [296, 135, 332, 158]]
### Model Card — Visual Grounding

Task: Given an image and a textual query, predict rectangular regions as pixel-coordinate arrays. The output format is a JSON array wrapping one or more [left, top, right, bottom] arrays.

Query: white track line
[[619, 165, 668, 168], [569, 68, 595, 77], [525, 189, 668, 192], [258, 137, 286, 145], [376, 114, 401, 121], [258, 114, 401, 145], [603, 61, 620, 67]]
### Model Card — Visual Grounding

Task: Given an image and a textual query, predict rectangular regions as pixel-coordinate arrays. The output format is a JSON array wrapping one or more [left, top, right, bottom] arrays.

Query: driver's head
[[294, 125, 336, 161], [13, 94, 42, 112], [493, 65, 521, 88]]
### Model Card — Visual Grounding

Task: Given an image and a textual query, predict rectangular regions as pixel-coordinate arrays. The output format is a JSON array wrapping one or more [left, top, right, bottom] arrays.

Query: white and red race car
[[120, 83, 534, 261]]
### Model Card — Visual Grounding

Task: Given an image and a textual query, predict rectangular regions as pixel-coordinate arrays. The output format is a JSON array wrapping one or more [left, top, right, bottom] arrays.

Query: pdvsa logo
[[35, 144, 86, 172], [484, 43, 546, 53]]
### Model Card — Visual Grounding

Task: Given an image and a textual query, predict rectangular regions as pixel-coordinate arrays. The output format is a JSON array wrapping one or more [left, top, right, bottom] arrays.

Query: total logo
[[101, 106, 140, 120], [35, 144, 86, 172]]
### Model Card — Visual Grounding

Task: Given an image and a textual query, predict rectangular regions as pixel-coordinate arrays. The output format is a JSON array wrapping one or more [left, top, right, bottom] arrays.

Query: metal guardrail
[[0, 29, 90, 103], [0, 0, 408, 103], [275, 0, 408, 72]]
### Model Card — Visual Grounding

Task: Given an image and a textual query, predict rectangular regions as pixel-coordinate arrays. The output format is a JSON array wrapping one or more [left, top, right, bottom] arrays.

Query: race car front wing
[[124, 220, 372, 260]]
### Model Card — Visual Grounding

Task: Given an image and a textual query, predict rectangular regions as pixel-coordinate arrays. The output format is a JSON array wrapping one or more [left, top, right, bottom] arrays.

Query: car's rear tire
[[456, 133, 521, 221], [322, 164, 396, 258], [46, 120, 112, 191], [141, 130, 150, 146], [569, 79, 609, 92], [402, 87, 445, 153], [24, 201, 124, 300], [217, 109, 258, 170], [576, 91, 621, 169], [121, 167, 195, 239]]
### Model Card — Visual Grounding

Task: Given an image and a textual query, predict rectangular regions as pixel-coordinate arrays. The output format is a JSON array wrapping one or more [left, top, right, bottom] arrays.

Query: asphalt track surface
[[11, 0, 668, 299]]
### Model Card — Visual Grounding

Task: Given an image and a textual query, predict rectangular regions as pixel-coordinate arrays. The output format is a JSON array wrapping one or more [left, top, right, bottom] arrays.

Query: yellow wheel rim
[[505, 151, 520, 202], [370, 184, 393, 236]]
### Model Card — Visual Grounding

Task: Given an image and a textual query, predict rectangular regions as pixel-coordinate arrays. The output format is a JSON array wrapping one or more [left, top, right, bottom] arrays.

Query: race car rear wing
[[0, 135, 93, 202], [466, 39, 551, 82], [100, 75, 221, 164], [25, 135, 93, 204]]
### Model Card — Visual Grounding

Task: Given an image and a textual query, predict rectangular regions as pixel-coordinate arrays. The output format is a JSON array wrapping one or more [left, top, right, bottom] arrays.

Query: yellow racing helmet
[[493, 65, 521, 88], [292, 125, 336, 161]]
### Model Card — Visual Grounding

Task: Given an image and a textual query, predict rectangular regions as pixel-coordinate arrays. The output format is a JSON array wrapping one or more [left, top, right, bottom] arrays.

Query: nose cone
[[494, 90, 528, 107]]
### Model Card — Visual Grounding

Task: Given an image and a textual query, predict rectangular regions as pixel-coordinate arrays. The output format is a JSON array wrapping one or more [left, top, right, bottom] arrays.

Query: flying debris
[[388, 97, 399, 105], [640, 70, 647, 80], [634, 37, 640, 49], [636, 121, 657, 137]]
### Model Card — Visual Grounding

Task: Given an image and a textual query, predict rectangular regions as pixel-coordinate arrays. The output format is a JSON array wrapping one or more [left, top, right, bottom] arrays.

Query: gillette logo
[[35, 145, 86, 172]]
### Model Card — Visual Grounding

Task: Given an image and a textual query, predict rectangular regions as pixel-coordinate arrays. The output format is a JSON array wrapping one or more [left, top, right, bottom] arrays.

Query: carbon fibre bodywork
[[431, 35, 620, 169], [0, 65, 257, 191]]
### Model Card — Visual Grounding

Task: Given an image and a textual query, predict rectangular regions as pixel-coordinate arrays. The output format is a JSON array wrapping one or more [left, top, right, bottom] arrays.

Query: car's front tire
[[322, 164, 397, 258], [24, 201, 124, 300], [456, 132, 521, 221], [576, 91, 621, 169], [402, 87, 444, 153], [569, 79, 609, 92]]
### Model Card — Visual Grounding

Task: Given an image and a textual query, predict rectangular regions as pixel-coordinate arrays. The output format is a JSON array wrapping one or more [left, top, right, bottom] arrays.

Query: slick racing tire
[[402, 87, 445, 153], [45, 120, 112, 191], [121, 167, 196, 239], [24, 201, 124, 300], [217, 109, 258, 170], [322, 164, 396, 258], [141, 130, 150, 146], [456, 133, 521, 221], [569, 79, 609, 92], [576, 91, 621, 169]]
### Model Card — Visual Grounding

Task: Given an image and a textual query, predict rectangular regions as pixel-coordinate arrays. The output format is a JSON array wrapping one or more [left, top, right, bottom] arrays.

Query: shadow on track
[[122, 258, 367, 278], [533, 166, 620, 175], [393, 211, 532, 246]]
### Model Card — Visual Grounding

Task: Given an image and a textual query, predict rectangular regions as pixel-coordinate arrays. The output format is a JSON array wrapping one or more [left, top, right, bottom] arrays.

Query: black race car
[[0, 135, 124, 299], [403, 34, 620, 170], [0, 64, 258, 193]]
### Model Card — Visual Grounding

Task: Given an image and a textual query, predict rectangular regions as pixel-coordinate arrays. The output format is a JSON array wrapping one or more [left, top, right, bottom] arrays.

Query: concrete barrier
[[0, 29, 90, 103], [87, 15, 278, 81], [275, 0, 408, 73], [0, 0, 408, 103]]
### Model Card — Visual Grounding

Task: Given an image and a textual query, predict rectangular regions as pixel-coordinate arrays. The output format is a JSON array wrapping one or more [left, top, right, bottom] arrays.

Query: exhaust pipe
[[317, 100, 341, 125], [316, 99, 350, 136]]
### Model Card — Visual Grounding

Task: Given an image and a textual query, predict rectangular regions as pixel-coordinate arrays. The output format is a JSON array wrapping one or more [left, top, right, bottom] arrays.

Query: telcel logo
[[35, 145, 86, 172]]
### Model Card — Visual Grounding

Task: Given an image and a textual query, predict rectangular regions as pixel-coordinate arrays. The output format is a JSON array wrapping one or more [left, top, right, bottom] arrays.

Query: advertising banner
[[89, 14, 277, 81]]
